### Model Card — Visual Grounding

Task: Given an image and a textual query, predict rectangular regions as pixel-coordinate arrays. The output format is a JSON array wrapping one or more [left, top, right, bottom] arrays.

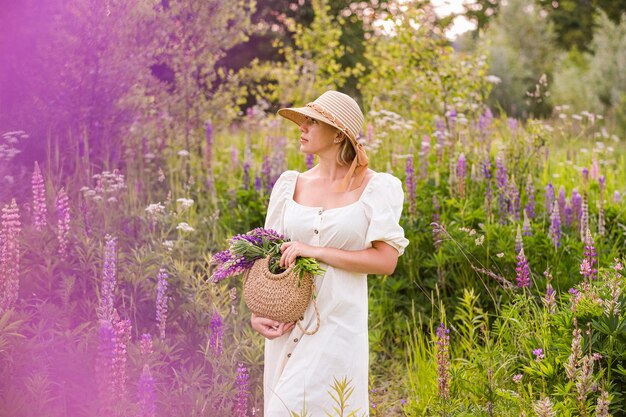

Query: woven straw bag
[[243, 255, 320, 335]]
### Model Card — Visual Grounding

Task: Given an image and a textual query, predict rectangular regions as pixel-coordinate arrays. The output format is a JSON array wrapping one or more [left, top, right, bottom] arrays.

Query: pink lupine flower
[[512, 374, 523, 384], [582, 228, 598, 280], [435, 323, 451, 400], [0, 199, 21, 314], [156, 268, 168, 340], [98, 235, 117, 323], [457, 153, 466, 198], [56, 187, 70, 259], [112, 317, 132, 403], [32, 161, 47, 230], [515, 248, 531, 288]]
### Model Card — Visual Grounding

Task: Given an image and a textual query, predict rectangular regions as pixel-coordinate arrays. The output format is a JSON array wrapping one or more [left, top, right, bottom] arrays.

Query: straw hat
[[277, 90, 364, 142], [277, 91, 368, 192]]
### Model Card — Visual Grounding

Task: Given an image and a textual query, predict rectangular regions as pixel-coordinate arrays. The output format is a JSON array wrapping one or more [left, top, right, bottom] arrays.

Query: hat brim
[[277, 106, 343, 134]]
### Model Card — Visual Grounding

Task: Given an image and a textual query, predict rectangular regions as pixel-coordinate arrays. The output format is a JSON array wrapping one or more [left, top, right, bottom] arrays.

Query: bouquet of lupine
[[210, 228, 325, 283]]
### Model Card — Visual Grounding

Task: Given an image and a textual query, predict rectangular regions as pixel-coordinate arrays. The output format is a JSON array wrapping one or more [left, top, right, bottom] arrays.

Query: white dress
[[263, 170, 409, 417]]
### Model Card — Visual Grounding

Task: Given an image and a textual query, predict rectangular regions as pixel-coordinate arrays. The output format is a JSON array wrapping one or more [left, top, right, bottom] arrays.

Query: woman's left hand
[[279, 241, 319, 268]]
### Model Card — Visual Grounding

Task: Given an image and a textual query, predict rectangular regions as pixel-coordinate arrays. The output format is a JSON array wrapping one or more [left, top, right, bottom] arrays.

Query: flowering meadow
[[2, 0, 626, 416]]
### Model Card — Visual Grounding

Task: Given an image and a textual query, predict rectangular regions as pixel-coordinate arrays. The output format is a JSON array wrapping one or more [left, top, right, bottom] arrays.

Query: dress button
[[318, 210, 323, 215], [314, 229, 319, 234], [287, 353, 292, 358], [294, 338, 299, 343]]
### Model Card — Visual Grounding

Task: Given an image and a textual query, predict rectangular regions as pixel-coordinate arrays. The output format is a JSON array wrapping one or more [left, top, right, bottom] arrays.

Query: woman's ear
[[333, 132, 344, 144]]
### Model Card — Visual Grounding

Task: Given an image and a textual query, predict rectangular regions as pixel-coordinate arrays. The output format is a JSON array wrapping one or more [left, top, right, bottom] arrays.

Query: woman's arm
[[279, 240, 400, 276]]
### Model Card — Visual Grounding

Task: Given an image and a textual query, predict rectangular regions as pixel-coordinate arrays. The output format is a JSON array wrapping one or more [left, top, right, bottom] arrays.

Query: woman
[[251, 90, 409, 416]]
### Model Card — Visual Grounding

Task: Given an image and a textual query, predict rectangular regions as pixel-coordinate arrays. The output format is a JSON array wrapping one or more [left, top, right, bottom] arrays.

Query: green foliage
[[480, 0, 556, 118], [242, 0, 361, 107], [360, 3, 491, 131]]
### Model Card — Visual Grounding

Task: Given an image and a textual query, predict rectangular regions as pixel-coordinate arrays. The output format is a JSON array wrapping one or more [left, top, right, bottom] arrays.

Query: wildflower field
[[1, 0, 626, 416]]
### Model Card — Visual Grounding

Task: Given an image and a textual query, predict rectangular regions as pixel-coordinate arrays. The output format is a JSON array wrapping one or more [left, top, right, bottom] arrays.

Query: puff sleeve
[[362, 173, 410, 255], [264, 170, 298, 234]]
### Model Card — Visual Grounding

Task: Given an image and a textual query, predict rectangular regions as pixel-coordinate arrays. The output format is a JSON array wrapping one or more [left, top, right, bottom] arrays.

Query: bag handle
[[296, 294, 320, 335]]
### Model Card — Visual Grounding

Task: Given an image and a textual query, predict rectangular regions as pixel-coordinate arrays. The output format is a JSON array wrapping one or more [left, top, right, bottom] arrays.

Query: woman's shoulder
[[368, 171, 402, 188]]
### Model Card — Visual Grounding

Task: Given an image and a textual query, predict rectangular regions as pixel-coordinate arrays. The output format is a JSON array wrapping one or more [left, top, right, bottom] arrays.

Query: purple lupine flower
[[564, 202, 573, 228], [112, 317, 132, 403], [525, 172, 536, 219], [457, 153, 466, 198], [532, 348, 545, 361], [516, 249, 531, 288], [522, 209, 532, 236], [305, 153, 315, 170], [210, 252, 255, 282], [405, 154, 416, 217], [509, 176, 520, 221], [558, 186, 566, 222], [56, 187, 70, 259], [156, 268, 168, 340], [242, 160, 251, 191], [32, 161, 47, 230], [571, 188, 582, 227], [549, 202, 561, 249], [137, 364, 156, 417], [496, 155, 508, 222], [261, 155, 271, 195], [544, 184, 555, 220], [614, 190, 621, 203], [209, 309, 223, 356], [581, 229, 598, 280], [0, 199, 21, 314], [515, 225, 524, 254], [234, 363, 250, 417], [96, 320, 116, 414], [507, 117, 518, 134], [581, 167, 589, 184], [435, 323, 450, 400], [479, 107, 494, 137], [98, 235, 117, 323], [254, 175, 262, 193]]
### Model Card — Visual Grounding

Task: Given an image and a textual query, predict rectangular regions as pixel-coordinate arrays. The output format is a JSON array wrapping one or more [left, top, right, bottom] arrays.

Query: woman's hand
[[250, 313, 295, 339], [279, 241, 319, 268]]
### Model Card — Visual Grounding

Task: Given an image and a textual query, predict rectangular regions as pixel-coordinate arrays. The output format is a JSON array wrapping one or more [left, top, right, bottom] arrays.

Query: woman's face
[[298, 116, 339, 155]]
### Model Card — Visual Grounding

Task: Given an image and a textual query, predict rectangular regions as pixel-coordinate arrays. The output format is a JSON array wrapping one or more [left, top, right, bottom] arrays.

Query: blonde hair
[[336, 131, 356, 167]]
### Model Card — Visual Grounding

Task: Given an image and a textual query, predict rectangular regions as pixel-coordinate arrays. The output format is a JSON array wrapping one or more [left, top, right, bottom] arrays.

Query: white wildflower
[[176, 198, 194, 210], [176, 222, 194, 232]]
